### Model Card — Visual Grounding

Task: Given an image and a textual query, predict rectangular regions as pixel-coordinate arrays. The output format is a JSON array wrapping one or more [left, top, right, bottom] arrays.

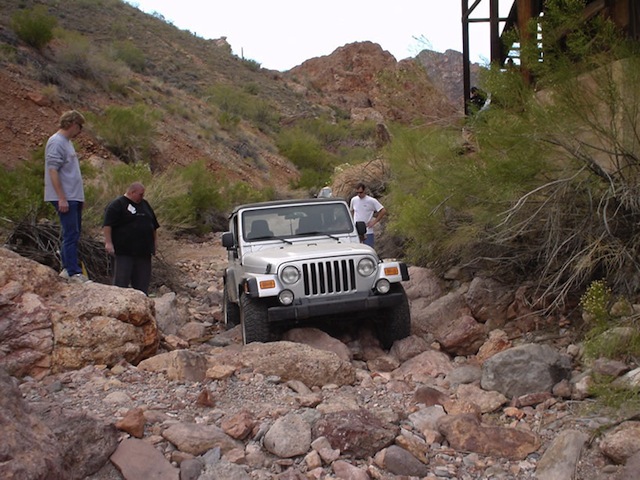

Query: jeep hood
[[242, 242, 376, 272]]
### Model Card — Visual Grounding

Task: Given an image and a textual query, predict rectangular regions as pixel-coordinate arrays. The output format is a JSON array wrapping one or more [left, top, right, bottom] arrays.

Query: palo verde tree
[[386, 0, 640, 310]]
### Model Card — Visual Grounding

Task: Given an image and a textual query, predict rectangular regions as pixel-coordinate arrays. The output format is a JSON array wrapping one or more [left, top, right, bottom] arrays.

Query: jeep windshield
[[242, 202, 353, 242]]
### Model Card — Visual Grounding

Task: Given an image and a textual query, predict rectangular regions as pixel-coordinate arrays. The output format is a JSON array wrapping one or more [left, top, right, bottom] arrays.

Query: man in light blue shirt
[[44, 110, 87, 282]]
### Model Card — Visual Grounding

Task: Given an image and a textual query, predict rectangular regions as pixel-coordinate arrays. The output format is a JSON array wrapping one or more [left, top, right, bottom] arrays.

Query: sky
[[125, 1, 511, 71]]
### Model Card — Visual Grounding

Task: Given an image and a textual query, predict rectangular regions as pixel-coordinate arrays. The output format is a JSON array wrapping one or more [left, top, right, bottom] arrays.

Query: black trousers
[[113, 254, 152, 295]]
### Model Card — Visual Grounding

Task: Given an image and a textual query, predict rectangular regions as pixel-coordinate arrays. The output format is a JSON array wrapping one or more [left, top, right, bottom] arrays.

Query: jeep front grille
[[302, 259, 356, 295]]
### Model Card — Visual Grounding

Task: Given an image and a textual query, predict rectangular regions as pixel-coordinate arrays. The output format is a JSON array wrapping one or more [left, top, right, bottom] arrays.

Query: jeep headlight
[[280, 265, 301, 284], [357, 258, 376, 277]]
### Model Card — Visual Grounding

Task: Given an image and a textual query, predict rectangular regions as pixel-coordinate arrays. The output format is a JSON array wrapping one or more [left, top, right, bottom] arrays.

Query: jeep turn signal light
[[384, 266, 399, 276], [259, 280, 276, 290]]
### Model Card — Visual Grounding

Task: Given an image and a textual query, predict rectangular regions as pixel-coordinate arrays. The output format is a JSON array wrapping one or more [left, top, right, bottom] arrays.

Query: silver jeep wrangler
[[221, 198, 411, 347]]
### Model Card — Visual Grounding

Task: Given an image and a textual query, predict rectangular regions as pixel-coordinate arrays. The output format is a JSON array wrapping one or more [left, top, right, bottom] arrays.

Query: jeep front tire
[[239, 293, 270, 344], [376, 284, 411, 349]]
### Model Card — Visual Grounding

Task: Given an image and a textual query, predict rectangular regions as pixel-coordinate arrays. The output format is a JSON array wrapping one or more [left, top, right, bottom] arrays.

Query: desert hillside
[[0, 0, 473, 192]]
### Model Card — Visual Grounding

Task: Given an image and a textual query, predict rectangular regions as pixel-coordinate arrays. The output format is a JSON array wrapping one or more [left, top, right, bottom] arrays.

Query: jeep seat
[[247, 219, 274, 239]]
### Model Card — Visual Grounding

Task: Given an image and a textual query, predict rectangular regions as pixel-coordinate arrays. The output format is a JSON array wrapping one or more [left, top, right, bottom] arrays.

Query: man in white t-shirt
[[349, 182, 386, 247]]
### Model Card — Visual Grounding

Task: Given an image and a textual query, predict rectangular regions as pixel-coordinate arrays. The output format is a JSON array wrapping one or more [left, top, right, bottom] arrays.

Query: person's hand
[[57, 199, 69, 213], [105, 241, 115, 256]]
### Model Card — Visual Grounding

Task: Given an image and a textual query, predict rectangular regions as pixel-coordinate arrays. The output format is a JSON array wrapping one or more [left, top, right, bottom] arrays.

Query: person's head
[[125, 182, 145, 203], [59, 110, 85, 138], [355, 182, 366, 198]]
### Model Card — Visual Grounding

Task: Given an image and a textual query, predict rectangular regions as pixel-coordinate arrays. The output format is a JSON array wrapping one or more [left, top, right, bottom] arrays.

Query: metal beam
[[462, 0, 471, 115]]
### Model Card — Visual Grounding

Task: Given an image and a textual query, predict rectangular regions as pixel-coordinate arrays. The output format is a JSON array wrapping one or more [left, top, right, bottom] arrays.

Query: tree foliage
[[386, 1, 640, 309]]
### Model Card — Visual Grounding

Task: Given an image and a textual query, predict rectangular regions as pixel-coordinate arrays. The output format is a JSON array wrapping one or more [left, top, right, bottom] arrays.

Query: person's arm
[[103, 225, 115, 255], [48, 168, 69, 213], [368, 207, 386, 228]]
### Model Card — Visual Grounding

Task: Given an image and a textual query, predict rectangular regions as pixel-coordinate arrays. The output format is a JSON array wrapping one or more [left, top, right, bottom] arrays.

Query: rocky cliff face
[[415, 49, 485, 110], [287, 41, 460, 124]]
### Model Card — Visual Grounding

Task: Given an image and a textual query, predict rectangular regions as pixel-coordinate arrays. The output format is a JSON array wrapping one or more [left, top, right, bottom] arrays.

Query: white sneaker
[[59, 269, 69, 279], [69, 273, 89, 283]]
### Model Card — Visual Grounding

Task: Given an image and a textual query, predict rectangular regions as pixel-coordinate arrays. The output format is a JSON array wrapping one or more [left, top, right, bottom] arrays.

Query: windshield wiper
[[297, 231, 342, 241], [250, 236, 292, 244]]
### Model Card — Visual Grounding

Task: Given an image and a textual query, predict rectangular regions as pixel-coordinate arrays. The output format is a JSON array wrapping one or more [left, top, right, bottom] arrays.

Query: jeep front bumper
[[266, 290, 405, 323]]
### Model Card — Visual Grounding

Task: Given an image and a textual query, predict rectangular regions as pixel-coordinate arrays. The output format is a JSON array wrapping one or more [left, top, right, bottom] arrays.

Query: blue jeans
[[363, 233, 375, 247], [51, 201, 83, 276]]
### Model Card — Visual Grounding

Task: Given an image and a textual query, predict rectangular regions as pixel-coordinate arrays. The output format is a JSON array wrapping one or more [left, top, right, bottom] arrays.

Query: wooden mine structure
[[462, 0, 640, 114]]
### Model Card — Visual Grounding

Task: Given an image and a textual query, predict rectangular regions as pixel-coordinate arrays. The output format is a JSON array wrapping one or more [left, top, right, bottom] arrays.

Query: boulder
[[481, 344, 572, 398], [0, 368, 118, 480], [0, 248, 159, 378], [241, 341, 355, 387], [312, 409, 398, 458]]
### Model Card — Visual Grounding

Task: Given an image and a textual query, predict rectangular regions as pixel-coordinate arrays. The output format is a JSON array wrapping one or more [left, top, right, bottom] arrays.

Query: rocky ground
[[9, 232, 640, 480]]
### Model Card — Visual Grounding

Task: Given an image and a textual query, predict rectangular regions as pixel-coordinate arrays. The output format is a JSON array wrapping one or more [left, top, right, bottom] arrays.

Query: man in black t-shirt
[[103, 182, 159, 295]]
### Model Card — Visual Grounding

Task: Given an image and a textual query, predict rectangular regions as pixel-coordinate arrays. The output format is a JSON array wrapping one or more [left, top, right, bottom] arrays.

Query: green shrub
[[206, 84, 279, 132], [0, 44, 18, 62], [90, 105, 159, 164], [10, 5, 57, 51], [385, 123, 495, 266], [276, 116, 380, 190], [55, 30, 130, 89], [241, 58, 261, 71], [0, 150, 49, 224], [584, 325, 640, 362], [112, 40, 145, 72], [53, 30, 94, 78], [141, 161, 275, 233], [276, 129, 327, 171], [587, 379, 640, 416], [218, 111, 241, 131], [580, 279, 613, 328]]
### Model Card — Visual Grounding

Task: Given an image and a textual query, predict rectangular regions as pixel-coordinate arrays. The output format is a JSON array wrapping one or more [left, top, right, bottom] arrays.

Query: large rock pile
[[0, 247, 159, 378], [2, 242, 640, 479]]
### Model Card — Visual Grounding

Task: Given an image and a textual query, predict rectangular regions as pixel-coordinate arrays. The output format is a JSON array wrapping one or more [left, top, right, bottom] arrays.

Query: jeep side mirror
[[355, 221, 367, 236], [221, 232, 235, 249]]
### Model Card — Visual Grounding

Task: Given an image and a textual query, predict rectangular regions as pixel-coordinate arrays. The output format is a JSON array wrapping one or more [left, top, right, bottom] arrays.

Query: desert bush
[[240, 58, 261, 72], [580, 279, 613, 328], [107, 161, 275, 234], [277, 116, 379, 191], [0, 151, 49, 225], [276, 128, 335, 189], [54, 30, 131, 90], [53, 30, 95, 78], [206, 84, 279, 132], [385, 123, 504, 266], [112, 40, 146, 73], [40, 85, 59, 103], [10, 5, 56, 51], [218, 111, 241, 131], [0, 44, 18, 62], [90, 105, 159, 164]]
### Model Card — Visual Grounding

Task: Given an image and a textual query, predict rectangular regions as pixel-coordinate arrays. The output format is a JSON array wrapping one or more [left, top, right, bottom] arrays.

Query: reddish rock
[[438, 413, 541, 460], [115, 407, 145, 438]]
